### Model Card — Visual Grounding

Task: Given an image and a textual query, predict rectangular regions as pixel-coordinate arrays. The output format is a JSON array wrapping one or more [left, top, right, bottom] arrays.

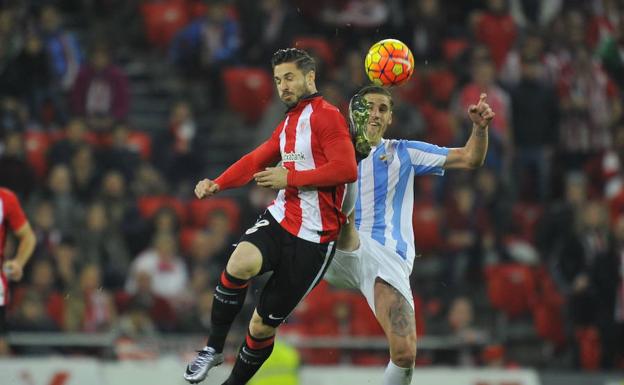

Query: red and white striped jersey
[[0, 188, 27, 306], [214, 94, 357, 243]]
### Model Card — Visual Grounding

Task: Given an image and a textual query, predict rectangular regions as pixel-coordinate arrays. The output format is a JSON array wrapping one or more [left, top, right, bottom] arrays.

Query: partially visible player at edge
[[0, 187, 37, 355], [184, 48, 357, 385], [325, 86, 493, 385]]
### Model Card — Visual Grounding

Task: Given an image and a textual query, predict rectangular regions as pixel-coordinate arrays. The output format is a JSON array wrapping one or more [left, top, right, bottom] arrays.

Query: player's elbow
[[344, 163, 358, 183], [467, 157, 485, 169]]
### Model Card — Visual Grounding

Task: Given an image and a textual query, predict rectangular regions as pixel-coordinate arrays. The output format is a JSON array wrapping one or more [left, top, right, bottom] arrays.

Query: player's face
[[274, 62, 313, 107], [364, 93, 392, 146]]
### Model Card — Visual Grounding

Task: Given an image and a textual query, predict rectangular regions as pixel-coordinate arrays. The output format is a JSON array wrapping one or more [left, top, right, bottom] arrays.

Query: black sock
[[207, 270, 249, 353], [222, 333, 275, 385]]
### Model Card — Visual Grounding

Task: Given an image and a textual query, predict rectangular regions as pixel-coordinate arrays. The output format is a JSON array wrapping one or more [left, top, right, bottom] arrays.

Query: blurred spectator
[[557, 47, 621, 169], [178, 289, 214, 333], [119, 270, 176, 332], [158, 101, 200, 185], [98, 171, 144, 249], [169, 0, 240, 108], [0, 132, 36, 198], [100, 122, 142, 180], [9, 259, 63, 331], [0, 97, 26, 138], [70, 41, 130, 132], [70, 145, 100, 202], [77, 201, 131, 289], [131, 162, 169, 197], [472, 0, 517, 70], [29, 200, 61, 260], [39, 4, 82, 91], [2, 31, 56, 121], [403, 0, 446, 64], [508, 0, 562, 29], [63, 264, 117, 332], [48, 118, 91, 166], [125, 232, 189, 307], [51, 235, 80, 292], [35, 164, 83, 234], [239, 0, 304, 66], [432, 296, 487, 365], [456, 47, 511, 175], [510, 55, 559, 200], [597, 12, 624, 92], [442, 184, 491, 285], [185, 230, 225, 286]]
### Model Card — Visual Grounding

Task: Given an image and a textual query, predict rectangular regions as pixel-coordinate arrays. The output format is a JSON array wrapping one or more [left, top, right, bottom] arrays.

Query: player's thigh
[[226, 241, 263, 279], [257, 239, 334, 328], [373, 278, 417, 354]]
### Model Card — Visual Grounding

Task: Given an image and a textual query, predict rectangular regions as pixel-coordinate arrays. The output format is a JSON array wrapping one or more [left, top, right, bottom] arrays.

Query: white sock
[[382, 360, 413, 385]]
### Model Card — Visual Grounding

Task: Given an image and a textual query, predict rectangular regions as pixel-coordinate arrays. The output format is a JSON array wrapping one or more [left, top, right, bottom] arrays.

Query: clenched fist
[[194, 179, 220, 199]]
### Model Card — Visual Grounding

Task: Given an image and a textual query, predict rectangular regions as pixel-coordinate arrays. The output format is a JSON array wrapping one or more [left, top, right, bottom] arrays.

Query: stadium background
[[0, 0, 623, 384]]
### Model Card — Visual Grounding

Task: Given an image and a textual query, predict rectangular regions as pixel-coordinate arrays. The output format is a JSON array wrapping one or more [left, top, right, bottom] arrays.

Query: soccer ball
[[365, 39, 414, 87]]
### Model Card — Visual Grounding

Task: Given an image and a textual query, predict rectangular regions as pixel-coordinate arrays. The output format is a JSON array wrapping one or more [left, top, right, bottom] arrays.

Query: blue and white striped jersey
[[354, 139, 449, 268]]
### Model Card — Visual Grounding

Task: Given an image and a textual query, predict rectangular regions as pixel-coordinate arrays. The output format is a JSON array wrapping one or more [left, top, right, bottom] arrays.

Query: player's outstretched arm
[[445, 93, 494, 170], [195, 134, 281, 199]]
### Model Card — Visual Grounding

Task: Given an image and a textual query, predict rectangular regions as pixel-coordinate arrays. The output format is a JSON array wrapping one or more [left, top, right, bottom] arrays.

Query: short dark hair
[[271, 48, 316, 74], [358, 85, 394, 107]]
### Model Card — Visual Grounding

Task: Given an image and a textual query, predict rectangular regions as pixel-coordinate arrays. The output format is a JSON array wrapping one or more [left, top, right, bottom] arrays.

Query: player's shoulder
[[312, 97, 343, 116], [0, 187, 17, 200]]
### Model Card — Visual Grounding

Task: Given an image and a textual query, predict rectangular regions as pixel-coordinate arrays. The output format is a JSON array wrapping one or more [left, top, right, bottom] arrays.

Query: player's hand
[[468, 93, 495, 129], [194, 178, 219, 199], [3, 260, 23, 282], [254, 167, 288, 190]]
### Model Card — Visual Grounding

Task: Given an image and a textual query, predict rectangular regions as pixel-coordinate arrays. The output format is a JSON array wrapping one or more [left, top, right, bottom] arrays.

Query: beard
[[281, 84, 312, 108]]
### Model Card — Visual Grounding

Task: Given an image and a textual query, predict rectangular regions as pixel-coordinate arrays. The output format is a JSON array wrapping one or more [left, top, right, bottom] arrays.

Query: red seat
[[425, 69, 457, 105], [222, 68, 274, 124], [127, 131, 152, 160], [24, 131, 52, 179], [412, 201, 442, 254], [485, 264, 536, 318], [511, 202, 543, 242], [576, 326, 602, 371], [179, 226, 199, 254], [293, 36, 335, 68], [137, 195, 187, 223], [187, 198, 240, 232], [442, 38, 470, 62], [140, 0, 190, 49]]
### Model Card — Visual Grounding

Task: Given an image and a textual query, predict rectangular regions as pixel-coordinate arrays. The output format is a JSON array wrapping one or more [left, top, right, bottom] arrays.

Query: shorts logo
[[267, 314, 284, 321], [282, 152, 305, 162], [245, 219, 270, 235]]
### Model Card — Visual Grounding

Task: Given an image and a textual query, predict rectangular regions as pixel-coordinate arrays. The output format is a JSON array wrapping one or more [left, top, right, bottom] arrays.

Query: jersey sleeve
[[214, 125, 282, 190], [2, 190, 27, 231], [287, 109, 357, 187], [404, 140, 449, 176]]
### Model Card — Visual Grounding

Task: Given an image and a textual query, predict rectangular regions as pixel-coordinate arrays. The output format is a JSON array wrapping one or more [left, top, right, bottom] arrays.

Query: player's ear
[[305, 70, 315, 87]]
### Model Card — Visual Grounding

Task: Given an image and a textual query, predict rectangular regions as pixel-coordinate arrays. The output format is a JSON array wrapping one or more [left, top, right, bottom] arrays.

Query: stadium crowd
[[0, 0, 623, 371]]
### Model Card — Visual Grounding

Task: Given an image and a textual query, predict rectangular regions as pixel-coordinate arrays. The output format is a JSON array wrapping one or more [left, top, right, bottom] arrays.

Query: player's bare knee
[[390, 337, 417, 367], [227, 242, 263, 279], [249, 313, 276, 339]]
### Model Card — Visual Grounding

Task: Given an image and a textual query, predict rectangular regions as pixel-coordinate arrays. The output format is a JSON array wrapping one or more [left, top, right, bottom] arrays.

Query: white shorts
[[324, 234, 414, 315]]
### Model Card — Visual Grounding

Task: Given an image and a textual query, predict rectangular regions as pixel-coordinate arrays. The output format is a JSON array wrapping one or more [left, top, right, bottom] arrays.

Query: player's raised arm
[[444, 93, 494, 169]]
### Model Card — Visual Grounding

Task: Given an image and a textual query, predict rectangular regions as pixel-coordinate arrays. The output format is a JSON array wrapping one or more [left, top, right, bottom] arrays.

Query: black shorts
[[239, 212, 335, 327]]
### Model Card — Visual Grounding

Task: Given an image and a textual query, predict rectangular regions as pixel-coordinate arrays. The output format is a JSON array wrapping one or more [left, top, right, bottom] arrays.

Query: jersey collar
[[285, 93, 321, 114]]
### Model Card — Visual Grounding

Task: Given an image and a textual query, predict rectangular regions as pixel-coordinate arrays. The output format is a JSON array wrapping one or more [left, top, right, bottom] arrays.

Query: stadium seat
[[186, 198, 240, 232], [179, 226, 199, 254], [425, 69, 457, 105], [511, 202, 543, 242], [293, 36, 335, 68], [140, 0, 190, 49], [222, 68, 273, 124], [127, 131, 153, 160], [412, 201, 442, 254], [575, 326, 602, 371], [137, 195, 187, 223], [442, 38, 470, 62], [24, 131, 52, 179], [485, 264, 536, 318]]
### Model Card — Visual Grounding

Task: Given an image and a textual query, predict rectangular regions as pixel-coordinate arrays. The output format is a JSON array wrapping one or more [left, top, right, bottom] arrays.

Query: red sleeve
[[2, 189, 27, 231], [214, 126, 281, 190], [287, 109, 357, 187]]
